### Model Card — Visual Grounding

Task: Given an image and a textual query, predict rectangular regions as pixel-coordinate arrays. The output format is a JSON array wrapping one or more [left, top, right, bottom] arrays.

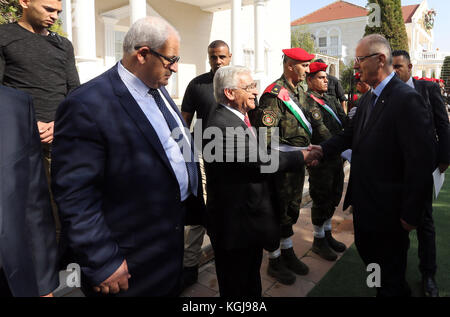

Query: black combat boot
[[423, 275, 439, 297], [312, 237, 337, 261], [325, 230, 346, 253], [267, 256, 296, 285], [281, 247, 309, 275]]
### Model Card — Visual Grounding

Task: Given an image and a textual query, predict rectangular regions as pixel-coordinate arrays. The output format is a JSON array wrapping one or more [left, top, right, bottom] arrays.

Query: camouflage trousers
[[273, 166, 306, 238], [308, 157, 344, 227]]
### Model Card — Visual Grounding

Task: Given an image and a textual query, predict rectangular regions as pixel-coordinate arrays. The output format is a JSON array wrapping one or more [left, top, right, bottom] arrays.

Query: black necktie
[[148, 88, 198, 197], [363, 91, 378, 130]]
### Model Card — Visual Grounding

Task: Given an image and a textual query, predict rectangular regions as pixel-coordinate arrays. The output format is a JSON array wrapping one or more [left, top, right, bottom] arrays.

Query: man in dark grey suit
[[309, 35, 435, 297], [0, 85, 59, 297], [393, 50, 449, 297], [203, 66, 312, 296]]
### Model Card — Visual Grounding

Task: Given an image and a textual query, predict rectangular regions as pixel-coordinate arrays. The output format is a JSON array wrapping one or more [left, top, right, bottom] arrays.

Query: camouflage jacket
[[304, 90, 348, 145], [251, 75, 312, 147]]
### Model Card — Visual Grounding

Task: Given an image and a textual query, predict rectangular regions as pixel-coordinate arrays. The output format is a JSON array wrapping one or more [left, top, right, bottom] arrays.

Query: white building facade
[[59, 0, 291, 102], [291, 0, 448, 78]]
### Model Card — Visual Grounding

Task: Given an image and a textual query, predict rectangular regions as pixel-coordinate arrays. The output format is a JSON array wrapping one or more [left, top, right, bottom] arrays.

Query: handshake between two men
[[301, 145, 324, 167]]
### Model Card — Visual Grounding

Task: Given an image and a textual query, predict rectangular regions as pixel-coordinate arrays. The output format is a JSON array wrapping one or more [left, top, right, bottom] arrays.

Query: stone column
[[61, 0, 72, 41], [72, 0, 99, 83], [130, 0, 147, 25], [254, 0, 265, 74], [72, 0, 96, 59], [102, 17, 119, 68], [231, 0, 243, 66]]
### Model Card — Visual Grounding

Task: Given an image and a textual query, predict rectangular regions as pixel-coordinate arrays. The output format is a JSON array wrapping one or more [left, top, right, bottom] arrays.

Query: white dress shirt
[[406, 76, 415, 89], [117, 62, 191, 201]]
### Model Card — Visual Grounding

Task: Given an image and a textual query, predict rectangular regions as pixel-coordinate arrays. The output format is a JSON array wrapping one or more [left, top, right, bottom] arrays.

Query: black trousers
[[354, 223, 411, 297], [417, 198, 437, 276], [212, 242, 263, 297], [0, 269, 13, 297]]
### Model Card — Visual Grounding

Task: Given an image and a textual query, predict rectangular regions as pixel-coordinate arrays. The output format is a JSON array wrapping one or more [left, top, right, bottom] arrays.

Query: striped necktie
[[148, 88, 198, 197]]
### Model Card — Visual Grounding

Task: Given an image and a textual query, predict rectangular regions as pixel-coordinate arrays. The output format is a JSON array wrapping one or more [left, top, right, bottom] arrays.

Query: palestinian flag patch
[[312, 109, 322, 121], [262, 111, 277, 127]]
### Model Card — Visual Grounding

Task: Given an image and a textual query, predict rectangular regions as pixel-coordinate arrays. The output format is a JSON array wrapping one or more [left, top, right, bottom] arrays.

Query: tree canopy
[[364, 0, 409, 51], [441, 56, 450, 94], [291, 26, 316, 54]]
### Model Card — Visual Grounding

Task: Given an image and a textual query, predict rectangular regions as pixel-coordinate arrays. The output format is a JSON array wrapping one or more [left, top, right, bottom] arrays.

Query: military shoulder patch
[[269, 84, 282, 96], [262, 110, 277, 127], [311, 109, 322, 121], [263, 83, 282, 96]]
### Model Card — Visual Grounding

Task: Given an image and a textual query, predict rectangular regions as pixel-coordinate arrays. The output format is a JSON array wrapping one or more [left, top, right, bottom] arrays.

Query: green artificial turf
[[308, 170, 450, 297]]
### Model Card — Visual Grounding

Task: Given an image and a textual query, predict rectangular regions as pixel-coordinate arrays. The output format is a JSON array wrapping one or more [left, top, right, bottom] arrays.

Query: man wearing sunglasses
[[51, 16, 204, 297]]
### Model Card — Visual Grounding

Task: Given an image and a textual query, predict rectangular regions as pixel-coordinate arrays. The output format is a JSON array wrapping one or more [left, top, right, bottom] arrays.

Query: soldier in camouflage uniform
[[251, 48, 315, 285], [305, 62, 348, 261]]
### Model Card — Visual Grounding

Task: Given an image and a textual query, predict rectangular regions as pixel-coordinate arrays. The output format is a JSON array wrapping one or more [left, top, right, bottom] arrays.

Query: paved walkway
[[181, 164, 354, 297], [54, 163, 353, 297]]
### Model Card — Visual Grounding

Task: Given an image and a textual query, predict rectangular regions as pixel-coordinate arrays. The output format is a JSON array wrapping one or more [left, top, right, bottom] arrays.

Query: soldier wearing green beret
[[305, 62, 348, 261], [251, 48, 315, 285]]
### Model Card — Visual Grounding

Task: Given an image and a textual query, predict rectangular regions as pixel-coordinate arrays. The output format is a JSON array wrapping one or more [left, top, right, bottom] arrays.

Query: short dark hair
[[208, 40, 230, 51], [306, 72, 319, 80], [392, 50, 411, 64], [315, 58, 325, 63]]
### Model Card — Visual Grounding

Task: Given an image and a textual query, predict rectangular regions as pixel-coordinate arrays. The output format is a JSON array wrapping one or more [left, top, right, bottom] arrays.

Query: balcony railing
[[317, 47, 340, 57], [413, 51, 449, 61]]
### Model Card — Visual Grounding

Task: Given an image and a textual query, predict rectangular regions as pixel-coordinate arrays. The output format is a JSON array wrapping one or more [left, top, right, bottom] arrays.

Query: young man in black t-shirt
[[181, 40, 232, 129], [180, 40, 231, 290], [0, 0, 80, 240]]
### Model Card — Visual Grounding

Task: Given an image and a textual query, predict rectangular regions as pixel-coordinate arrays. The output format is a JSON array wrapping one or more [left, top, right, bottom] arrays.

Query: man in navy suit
[[51, 17, 204, 297], [0, 85, 59, 297], [309, 35, 435, 296]]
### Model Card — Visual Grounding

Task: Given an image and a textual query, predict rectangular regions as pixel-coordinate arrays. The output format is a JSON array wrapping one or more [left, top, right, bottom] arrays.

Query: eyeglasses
[[134, 45, 180, 65], [354, 53, 380, 64], [234, 82, 258, 93]]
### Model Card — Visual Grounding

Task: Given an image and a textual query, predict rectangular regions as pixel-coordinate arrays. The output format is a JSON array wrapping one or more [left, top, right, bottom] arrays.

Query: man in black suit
[[52, 17, 204, 297], [0, 85, 59, 297], [393, 50, 449, 297], [203, 66, 311, 296], [308, 34, 435, 297]]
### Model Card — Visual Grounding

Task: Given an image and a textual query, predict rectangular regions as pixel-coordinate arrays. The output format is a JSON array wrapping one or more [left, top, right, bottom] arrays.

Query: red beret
[[309, 62, 328, 74], [282, 48, 315, 62]]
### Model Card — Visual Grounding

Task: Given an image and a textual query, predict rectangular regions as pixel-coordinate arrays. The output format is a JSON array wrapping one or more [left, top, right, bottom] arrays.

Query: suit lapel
[[356, 76, 397, 144], [107, 65, 177, 180]]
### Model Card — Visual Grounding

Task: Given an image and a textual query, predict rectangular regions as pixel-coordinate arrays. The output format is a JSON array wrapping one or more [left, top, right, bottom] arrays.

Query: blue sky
[[290, 0, 450, 52]]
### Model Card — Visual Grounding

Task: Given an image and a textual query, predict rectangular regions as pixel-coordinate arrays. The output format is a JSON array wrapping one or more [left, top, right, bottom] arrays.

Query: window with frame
[[319, 37, 327, 48], [330, 36, 339, 47]]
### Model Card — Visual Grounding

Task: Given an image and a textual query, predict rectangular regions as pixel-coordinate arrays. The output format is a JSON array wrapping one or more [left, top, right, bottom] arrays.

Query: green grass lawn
[[308, 170, 450, 297]]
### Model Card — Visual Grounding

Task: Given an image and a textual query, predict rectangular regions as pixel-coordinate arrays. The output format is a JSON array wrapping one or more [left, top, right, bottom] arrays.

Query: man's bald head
[[354, 34, 394, 87], [358, 34, 393, 66]]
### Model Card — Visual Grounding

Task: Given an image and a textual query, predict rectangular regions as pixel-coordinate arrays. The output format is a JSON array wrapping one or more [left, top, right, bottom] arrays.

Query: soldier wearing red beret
[[250, 48, 316, 285], [304, 62, 349, 261]]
